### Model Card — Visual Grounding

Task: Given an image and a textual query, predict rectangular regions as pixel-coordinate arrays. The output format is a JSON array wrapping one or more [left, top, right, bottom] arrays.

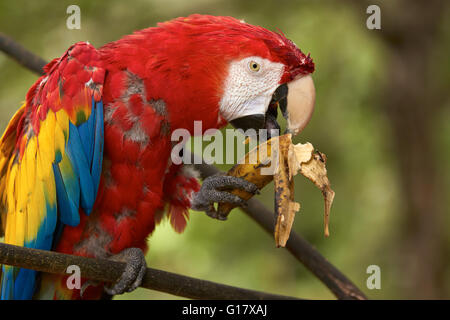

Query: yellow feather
[[35, 154, 46, 223], [55, 132, 65, 160], [35, 179, 46, 220], [0, 156, 8, 202], [4, 208, 14, 244], [2, 108, 69, 249], [25, 169, 43, 245], [2, 158, 13, 213], [16, 163, 28, 214], [6, 162, 18, 215], [59, 152, 76, 182], [55, 110, 69, 144], [37, 111, 56, 178], [35, 136, 57, 240], [25, 136, 37, 192], [14, 208, 25, 247], [26, 202, 39, 245], [45, 170, 57, 209], [35, 144, 48, 181]]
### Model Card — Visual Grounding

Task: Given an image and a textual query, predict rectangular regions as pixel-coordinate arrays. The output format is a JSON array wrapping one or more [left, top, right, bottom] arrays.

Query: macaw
[[0, 14, 315, 299]]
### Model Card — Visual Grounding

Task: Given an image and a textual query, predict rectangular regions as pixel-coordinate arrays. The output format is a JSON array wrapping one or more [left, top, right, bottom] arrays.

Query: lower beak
[[229, 114, 265, 133]]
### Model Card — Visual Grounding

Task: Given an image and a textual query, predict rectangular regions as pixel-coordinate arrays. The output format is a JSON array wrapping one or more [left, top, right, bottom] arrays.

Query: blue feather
[[52, 163, 80, 227], [14, 268, 36, 300], [66, 122, 95, 213], [0, 268, 13, 300], [43, 197, 57, 246], [77, 103, 96, 168]]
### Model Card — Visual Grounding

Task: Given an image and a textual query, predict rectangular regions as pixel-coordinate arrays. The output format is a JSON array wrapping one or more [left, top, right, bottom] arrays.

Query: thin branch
[[0, 242, 298, 300], [0, 33, 46, 75], [0, 33, 367, 300]]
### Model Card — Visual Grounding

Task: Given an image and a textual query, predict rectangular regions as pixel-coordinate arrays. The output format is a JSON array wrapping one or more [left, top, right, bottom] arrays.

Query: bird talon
[[192, 175, 256, 218], [104, 248, 146, 296]]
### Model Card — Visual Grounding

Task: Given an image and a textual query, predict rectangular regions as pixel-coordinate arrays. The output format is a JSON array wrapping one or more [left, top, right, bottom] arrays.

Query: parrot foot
[[104, 248, 147, 296], [191, 174, 259, 220]]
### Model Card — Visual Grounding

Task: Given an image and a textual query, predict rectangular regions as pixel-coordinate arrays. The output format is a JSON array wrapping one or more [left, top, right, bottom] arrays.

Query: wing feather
[[0, 42, 105, 299]]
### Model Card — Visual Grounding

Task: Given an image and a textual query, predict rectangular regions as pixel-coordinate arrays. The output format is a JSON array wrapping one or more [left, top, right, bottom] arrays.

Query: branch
[[0, 33, 367, 300], [0, 242, 298, 300], [0, 33, 46, 75]]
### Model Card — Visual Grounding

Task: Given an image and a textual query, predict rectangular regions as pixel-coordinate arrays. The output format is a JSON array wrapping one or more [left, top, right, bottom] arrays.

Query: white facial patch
[[219, 56, 284, 121]]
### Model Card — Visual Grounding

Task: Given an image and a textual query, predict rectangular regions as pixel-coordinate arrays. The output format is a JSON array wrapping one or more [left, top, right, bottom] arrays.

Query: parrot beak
[[282, 74, 315, 136], [229, 74, 315, 138], [267, 74, 316, 137]]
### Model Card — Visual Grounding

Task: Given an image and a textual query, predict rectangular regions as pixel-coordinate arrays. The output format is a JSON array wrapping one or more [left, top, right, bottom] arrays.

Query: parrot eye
[[248, 61, 261, 72]]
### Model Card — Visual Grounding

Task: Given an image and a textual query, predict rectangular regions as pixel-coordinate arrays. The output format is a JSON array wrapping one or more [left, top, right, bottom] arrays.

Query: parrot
[[0, 14, 315, 300]]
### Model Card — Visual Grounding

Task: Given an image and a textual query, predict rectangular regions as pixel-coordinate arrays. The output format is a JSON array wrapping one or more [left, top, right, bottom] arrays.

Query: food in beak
[[230, 74, 315, 138]]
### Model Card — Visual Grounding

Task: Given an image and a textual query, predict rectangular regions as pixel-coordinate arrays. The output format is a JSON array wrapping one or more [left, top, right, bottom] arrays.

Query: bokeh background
[[1, 0, 449, 299]]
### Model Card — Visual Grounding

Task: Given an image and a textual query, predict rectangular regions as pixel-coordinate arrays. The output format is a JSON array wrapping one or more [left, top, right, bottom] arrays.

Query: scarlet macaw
[[0, 14, 315, 299]]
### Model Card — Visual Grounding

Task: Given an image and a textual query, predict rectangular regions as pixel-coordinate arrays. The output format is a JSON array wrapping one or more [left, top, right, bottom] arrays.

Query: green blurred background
[[1, 0, 449, 299]]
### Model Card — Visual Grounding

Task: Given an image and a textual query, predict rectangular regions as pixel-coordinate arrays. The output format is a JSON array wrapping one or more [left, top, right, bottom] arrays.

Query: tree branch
[[0, 242, 298, 300], [0, 33, 46, 75], [0, 33, 367, 300]]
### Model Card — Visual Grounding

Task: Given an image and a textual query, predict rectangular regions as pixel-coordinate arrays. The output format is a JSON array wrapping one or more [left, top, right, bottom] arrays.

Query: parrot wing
[[0, 42, 105, 299]]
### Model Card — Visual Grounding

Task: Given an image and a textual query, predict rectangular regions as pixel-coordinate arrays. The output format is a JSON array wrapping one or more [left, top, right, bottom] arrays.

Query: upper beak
[[229, 74, 315, 137], [270, 74, 316, 136], [284, 74, 316, 135]]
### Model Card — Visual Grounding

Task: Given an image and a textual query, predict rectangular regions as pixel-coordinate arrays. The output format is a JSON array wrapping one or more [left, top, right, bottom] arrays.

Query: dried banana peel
[[289, 148, 335, 238], [217, 134, 335, 247], [216, 134, 292, 217], [273, 135, 299, 247]]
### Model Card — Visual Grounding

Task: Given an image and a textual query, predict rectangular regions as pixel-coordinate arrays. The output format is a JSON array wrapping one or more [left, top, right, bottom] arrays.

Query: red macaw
[[0, 14, 315, 299]]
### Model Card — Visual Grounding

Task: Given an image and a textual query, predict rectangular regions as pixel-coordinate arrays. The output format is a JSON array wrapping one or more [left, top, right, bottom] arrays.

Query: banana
[[273, 134, 299, 247], [217, 133, 334, 247], [216, 134, 291, 218]]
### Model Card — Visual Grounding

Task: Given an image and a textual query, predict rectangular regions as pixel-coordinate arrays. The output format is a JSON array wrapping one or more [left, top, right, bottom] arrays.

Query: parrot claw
[[205, 205, 228, 221], [192, 175, 258, 220], [104, 248, 147, 296]]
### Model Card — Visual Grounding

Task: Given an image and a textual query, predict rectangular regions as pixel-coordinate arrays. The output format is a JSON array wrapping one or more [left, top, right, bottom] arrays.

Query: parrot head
[[106, 14, 315, 136], [210, 18, 316, 137]]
